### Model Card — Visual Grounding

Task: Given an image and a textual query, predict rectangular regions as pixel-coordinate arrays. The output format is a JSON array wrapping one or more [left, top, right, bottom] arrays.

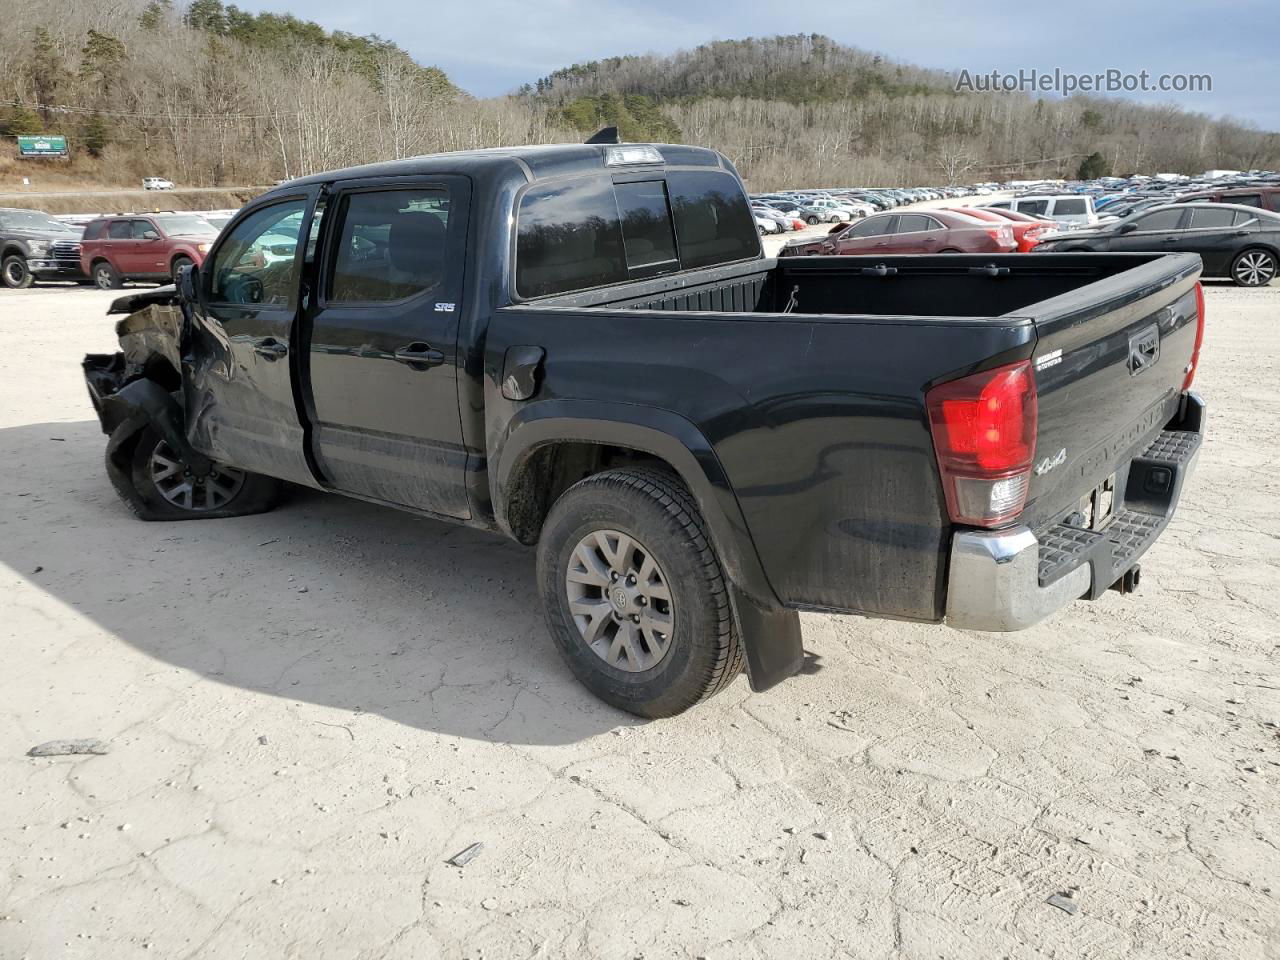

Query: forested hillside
[[0, 0, 575, 188], [2, 6, 1277, 190], [534, 36, 1280, 186]]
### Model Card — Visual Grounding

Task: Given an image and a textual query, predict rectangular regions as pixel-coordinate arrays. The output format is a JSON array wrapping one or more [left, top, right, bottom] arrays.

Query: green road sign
[[17, 135, 69, 157]]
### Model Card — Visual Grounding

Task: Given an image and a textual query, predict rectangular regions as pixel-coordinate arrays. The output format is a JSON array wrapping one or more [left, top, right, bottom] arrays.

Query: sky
[[237, 0, 1280, 131]]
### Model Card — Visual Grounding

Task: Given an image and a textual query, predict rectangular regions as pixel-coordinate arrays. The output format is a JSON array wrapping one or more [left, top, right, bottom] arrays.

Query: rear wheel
[[92, 261, 122, 289], [108, 424, 280, 521], [537, 467, 743, 718], [1231, 248, 1276, 287], [2, 255, 32, 289]]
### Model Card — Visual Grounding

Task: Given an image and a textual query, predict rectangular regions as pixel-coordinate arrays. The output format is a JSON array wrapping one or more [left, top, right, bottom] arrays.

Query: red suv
[[80, 213, 219, 288]]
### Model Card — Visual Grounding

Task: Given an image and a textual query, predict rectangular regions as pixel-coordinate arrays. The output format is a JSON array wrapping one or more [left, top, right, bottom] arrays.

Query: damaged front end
[[83, 286, 213, 477]]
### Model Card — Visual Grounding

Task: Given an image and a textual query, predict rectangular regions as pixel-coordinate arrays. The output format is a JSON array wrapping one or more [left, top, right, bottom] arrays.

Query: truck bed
[[489, 251, 1202, 622]]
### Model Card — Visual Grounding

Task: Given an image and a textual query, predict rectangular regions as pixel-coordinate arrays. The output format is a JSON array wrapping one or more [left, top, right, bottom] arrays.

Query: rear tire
[[92, 261, 122, 289], [2, 255, 33, 289], [108, 424, 280, 521], [1231, 248, 1277, 287], [536, 467, 743, 718]]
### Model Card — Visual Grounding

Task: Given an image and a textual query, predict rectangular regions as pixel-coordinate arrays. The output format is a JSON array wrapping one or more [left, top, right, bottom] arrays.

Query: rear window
[[84, 221, 107, 241], [1053, 199, 1088, 215], [515, 169, 758, 298], [107, 220, 132, 240], [666, 171, 759, 271]]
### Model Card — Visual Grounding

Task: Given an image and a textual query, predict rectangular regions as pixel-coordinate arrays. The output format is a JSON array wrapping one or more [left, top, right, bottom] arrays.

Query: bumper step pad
[[1036, 425, 1201, 595]]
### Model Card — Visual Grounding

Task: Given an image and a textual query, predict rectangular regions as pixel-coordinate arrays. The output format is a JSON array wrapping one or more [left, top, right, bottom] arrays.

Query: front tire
[[92, 261, 122, 289], [537, 467, 743, 718], [2, 255, 33, 289], [1232, 248, 1277, 287], [108, 424, 280, 521], [171, 256, 193, 283]]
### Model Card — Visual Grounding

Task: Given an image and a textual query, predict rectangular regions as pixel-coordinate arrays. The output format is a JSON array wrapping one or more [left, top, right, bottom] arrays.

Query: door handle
[[1162, 237, 1178, 243], [253, 338, 288, 359], [393, 342, 445, 367]]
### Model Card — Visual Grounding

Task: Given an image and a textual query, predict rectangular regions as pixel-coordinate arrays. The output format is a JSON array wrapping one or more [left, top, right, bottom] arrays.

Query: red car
[[786, 210, 1016, 256], [946, 206, 1049, 252], [80, 213, 219, 288]]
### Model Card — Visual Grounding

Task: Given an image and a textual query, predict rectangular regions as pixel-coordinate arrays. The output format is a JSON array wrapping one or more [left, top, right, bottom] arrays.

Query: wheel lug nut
[[631, 614, 640, 623], [610, 572, 619, 582], [637, 597, 647, 606]]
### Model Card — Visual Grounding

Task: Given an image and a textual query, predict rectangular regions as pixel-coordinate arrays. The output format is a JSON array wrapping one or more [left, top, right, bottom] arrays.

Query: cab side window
[[209, 200, 307, 306], [327, 189, 450, 303], [132, 220, 159, 240]]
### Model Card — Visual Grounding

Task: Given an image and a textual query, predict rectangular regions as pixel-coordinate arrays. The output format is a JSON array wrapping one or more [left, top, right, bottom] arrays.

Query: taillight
[[1184, 281, 1205, 390], [926, 360, 1038, 528]]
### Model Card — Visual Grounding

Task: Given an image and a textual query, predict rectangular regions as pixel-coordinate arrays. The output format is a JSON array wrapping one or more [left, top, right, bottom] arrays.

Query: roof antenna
[[585, 126, 621, 145]]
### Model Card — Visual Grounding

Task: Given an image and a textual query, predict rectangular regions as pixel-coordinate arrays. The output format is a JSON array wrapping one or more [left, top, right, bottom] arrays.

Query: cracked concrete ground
[[1, 282, 1277, 960]]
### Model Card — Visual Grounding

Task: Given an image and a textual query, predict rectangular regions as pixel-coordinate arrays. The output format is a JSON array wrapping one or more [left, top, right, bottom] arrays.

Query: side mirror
[[177, 262, 200, 302], [143, 232, 160, 241], [1118, 222, 1138, 234]]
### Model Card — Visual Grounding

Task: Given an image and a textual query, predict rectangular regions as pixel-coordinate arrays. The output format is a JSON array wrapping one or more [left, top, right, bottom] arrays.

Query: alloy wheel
[[1235, 251, 1276, 286], [565, 529, 675, 672], [149, 440, 246, 511]]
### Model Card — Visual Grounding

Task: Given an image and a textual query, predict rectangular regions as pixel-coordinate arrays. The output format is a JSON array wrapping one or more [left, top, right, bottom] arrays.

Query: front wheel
[[108, 424, 280, 521], [170, 256, 193, 283], [806, 215, 820, 225], [1232, 248, 1277, 287], [2, 255, 33, 289], [536, 467, 743, 718], [92, 261, 122, 289]]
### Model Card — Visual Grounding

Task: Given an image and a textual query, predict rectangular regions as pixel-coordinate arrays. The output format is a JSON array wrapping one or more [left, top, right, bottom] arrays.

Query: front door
[[185, 190, 320, 486], [835, 215, 897, 254], [302, 177, 471, 518], [1107, 207, 1188, 254], [131, 218, 168, 278]]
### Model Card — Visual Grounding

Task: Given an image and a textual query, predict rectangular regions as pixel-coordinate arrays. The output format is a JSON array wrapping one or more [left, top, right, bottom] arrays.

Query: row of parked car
[[775, 171, 1280, 287], [749, 184, 997, 233], [0, 208, 235, 289]]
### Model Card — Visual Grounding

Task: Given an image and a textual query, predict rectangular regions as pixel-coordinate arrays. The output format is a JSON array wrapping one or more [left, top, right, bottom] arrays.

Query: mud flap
[[727, 582, 804, 692]]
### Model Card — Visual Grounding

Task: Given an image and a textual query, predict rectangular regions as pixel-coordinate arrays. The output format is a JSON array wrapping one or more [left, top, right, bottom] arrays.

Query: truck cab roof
[[279, 142, 734, 193]]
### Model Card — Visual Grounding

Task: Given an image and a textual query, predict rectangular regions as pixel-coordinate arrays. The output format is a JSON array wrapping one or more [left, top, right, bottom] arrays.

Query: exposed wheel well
[[504, 441, 676, 545], [90, 257, 113, 270]]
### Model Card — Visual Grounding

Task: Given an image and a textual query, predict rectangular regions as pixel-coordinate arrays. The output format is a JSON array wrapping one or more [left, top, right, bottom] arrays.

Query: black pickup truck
[[1, 207, 85, 287], [83, 138, 1206, 717]]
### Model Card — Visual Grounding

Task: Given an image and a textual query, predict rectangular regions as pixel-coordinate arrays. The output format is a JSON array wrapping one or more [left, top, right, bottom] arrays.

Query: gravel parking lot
[[1, 281, 1277, 959]]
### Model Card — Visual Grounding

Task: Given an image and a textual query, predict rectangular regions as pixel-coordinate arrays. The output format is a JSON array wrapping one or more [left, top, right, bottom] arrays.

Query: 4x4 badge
[[1035, 448, 1067, 476]]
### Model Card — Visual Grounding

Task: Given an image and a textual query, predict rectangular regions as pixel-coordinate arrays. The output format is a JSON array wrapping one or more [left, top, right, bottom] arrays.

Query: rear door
[[186, 189, 320, 486], [1178, 206, 1251, 272], [105, 219, 138, 274], [883, 214, 942, 253], [302, 177, 471, 517]]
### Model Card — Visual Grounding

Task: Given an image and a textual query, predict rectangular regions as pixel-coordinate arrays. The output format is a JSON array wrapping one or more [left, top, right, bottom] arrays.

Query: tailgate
[[1019, 255, 1202, 581]]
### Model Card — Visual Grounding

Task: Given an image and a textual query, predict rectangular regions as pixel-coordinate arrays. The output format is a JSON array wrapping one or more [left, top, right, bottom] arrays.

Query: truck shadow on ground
[[1, 420, 647, 746]]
